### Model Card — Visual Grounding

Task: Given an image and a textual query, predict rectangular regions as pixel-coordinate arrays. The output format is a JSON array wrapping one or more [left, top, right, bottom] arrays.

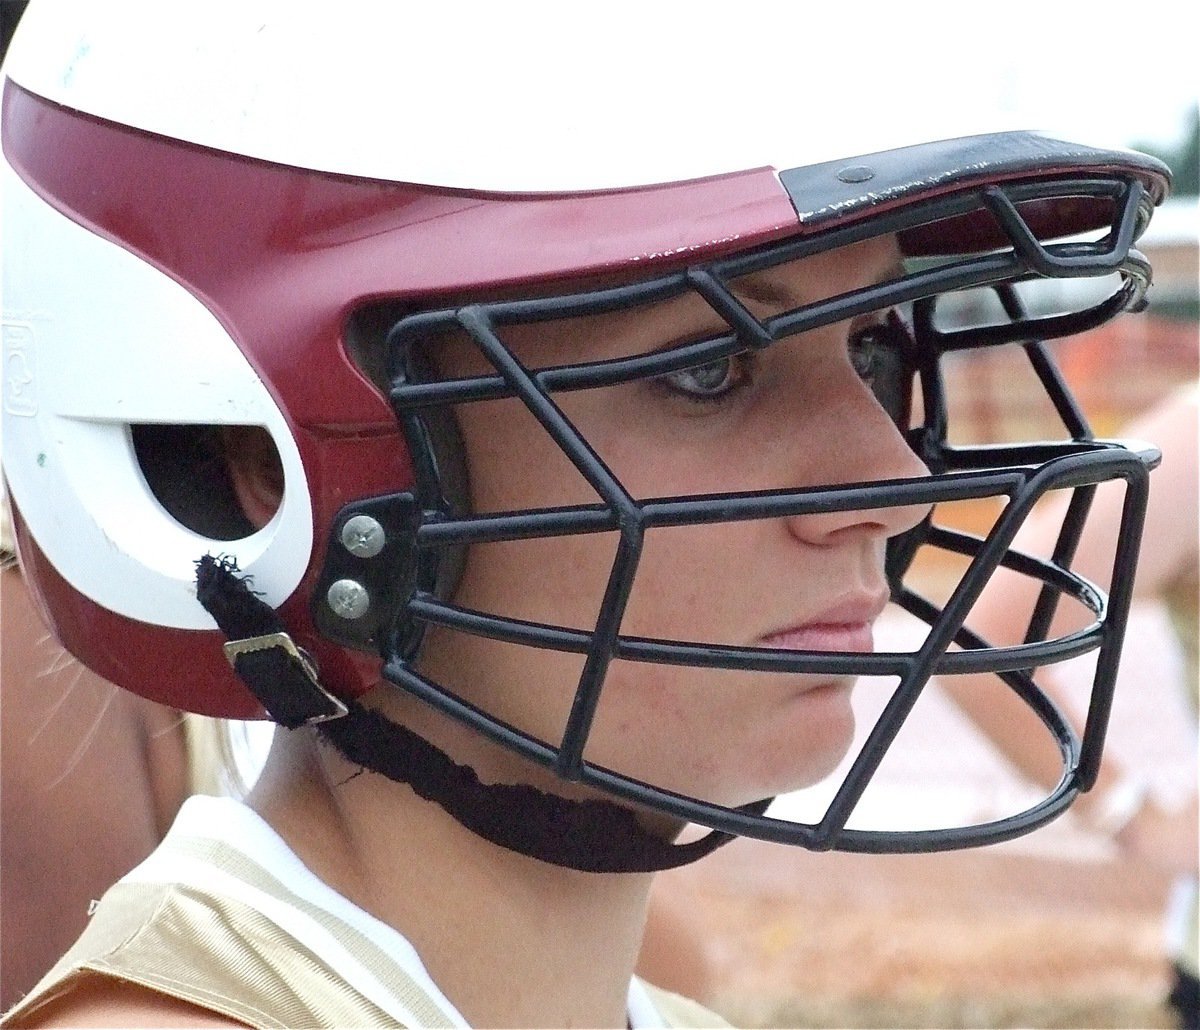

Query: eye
[[850, 312, 916, 425], [656, 353, 752, 403], [849, 323, 888, 385]]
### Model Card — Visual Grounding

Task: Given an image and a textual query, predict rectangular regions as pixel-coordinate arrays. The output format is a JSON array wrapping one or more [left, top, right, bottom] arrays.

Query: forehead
[[498, 235, 905, 364]]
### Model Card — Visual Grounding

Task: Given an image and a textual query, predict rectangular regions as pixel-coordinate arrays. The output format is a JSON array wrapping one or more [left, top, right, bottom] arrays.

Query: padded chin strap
[[195, 554, 764, 873]]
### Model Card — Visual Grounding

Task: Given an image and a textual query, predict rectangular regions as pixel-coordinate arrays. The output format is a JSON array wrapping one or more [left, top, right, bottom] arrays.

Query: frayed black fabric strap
[[195, 555, 343, 726], [317, 704, 767, 873], [194, 553, 765, 872]]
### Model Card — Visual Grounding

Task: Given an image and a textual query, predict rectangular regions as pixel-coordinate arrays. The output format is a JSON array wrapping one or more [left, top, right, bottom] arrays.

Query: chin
[[760, 678, 858, 795], [693, 678, 858, 807]]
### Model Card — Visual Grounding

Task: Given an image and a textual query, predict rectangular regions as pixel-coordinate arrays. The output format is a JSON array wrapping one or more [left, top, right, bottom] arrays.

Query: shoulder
[[3, 975, 248, 1029]]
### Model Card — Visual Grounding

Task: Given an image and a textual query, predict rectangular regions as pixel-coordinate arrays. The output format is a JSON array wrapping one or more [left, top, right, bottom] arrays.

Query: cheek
[[585, 660, 728, 792], [452, 533, 617, 626], [453, 396, 755, 637], [459, 395, 596, 513], [584, 660, 858, 805], [621, 518, 769, 645]]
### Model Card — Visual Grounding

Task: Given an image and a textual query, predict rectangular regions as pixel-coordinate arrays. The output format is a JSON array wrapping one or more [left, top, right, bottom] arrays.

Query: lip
[[758, 593, 888, 653]]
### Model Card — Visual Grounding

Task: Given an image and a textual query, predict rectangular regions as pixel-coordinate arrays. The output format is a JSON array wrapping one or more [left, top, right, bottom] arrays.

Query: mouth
[[757, 593, 888, 653]]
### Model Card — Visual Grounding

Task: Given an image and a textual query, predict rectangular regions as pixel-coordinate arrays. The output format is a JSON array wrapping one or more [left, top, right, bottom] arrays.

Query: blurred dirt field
[[661, 602, 1196, 1029], [669, 841, 1177, 1029]]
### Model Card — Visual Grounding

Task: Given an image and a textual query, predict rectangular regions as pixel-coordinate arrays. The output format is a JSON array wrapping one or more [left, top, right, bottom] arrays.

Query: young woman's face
[[415, 236, 931, 808]]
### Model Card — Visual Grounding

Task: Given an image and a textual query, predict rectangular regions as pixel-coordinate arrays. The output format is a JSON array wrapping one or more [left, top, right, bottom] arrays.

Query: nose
[[785, 374, 932, 547]]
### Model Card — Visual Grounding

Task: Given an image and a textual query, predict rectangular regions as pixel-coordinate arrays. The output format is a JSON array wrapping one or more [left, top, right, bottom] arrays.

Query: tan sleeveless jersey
[[2, 796, 728, 1028]]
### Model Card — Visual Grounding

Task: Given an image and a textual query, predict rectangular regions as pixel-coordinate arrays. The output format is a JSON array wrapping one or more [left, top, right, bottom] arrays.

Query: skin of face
[[407, 235, 932, 811]]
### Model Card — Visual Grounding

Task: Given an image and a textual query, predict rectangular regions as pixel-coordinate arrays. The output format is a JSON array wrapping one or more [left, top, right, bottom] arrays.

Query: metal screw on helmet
[[836, 165, 875, 184], [340, 515, 386, 558], [327, 579, 371, 620]]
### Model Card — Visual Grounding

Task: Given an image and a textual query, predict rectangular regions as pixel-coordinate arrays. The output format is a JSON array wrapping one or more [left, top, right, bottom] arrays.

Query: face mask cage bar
[[315, 172, 1158, 853]]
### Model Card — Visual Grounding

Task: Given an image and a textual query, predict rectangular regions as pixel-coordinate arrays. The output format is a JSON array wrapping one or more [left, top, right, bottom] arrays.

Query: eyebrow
[[733, 259, 907, 313], [733, 277, 795, 310]]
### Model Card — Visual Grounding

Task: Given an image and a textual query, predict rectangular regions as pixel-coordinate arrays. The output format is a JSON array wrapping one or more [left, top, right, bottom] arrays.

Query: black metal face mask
[[290, 164, 1162, 870]]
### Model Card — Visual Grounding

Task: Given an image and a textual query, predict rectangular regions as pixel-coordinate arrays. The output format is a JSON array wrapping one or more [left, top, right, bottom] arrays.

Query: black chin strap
[[318, 702, 764, 872], [195, 554, 765, 873]]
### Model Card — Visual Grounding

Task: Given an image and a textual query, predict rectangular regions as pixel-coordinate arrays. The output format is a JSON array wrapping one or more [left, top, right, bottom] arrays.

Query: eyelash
[[654, 351, 755, 404], [849, 322, 886, 385], [653, 310, 911, 405], [849, 311, 913, 386]]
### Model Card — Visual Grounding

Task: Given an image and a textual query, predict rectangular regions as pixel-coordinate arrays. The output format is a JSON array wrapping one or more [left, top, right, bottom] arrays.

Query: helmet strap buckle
[[196, 553, 347, 727], [222, 632, 348, 724]]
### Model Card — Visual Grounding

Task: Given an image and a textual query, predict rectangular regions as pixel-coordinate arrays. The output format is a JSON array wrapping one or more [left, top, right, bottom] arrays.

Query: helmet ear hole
[[131, 423, 274, 541]]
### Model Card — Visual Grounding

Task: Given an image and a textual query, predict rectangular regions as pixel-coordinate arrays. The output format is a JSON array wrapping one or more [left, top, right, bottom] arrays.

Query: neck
[[248, 723, 654, 1028]]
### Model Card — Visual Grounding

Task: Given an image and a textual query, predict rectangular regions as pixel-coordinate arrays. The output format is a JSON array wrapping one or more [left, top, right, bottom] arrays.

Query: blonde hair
[[1, 480, 16, 569]]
